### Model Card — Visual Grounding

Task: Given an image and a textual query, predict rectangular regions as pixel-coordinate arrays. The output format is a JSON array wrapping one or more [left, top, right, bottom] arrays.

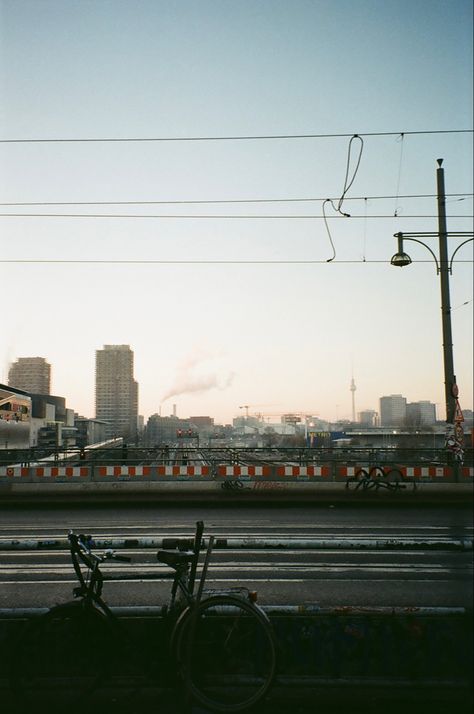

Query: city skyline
[[4, 349, 453, 426], [1, 1, 472, 425]]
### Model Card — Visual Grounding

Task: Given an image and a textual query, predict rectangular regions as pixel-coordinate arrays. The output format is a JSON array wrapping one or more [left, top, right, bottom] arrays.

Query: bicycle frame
[[67, 520, 209, 616]]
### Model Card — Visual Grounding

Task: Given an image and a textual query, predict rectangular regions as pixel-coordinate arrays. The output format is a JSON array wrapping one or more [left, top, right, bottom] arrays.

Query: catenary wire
[[0, 213, 471, 219], [0, 193, 471, 206], [0, 129, 472, 143], [322, 135, 365, 261], [2, 259, 472, 265]]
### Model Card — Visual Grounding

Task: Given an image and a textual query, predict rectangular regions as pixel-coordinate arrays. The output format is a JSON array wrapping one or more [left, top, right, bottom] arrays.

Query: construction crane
[[238, 404, 276, 418]]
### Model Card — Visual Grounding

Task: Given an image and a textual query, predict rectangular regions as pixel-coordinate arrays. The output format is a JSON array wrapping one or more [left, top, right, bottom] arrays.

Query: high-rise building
[[8, 357, 51, 394], [358, 409, 378, 427], [406, 401, 437, 425], [95, 345, 138, 440], [379, 394, 407, 426]]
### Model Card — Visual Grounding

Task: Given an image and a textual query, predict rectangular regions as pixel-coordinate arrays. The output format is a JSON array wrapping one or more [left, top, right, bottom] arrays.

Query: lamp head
[[391, 232, 412, 267], [390, 252, 412, 267]]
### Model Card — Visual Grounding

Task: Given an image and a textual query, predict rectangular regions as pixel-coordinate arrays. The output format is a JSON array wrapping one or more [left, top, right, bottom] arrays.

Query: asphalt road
[[1, 503, 472, 610]]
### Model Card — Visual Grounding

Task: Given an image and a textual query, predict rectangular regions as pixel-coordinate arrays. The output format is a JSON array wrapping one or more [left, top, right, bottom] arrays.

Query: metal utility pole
[[436, 160, 456, 425], [391, 160, 473, 469]]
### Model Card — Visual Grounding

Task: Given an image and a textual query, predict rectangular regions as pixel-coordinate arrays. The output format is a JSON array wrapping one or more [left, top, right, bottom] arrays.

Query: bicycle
[[10, 521, 276, 712]]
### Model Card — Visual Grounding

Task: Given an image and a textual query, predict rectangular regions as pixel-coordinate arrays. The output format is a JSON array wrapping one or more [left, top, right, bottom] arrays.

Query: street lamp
[[390, 159, 473, 463]]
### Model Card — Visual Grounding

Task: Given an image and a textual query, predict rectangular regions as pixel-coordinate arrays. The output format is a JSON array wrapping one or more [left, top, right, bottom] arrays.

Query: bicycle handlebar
[[68, 531, 132, 566]]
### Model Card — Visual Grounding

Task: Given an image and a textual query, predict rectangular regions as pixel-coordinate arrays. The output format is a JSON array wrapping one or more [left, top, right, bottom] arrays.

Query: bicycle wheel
[[10, 603, 115, 712], [176, 595, 276, 712]]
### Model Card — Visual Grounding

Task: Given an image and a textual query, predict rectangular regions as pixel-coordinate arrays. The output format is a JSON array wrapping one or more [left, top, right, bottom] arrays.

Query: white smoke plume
[[161, 350, 235, 403]]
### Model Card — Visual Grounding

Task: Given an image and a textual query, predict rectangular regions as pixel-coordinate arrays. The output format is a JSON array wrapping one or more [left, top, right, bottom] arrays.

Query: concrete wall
[[0, 607, 471, 684]]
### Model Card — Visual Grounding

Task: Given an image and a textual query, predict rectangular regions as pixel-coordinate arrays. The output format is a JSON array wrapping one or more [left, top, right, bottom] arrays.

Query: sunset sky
[[1, 0, 472, 424]]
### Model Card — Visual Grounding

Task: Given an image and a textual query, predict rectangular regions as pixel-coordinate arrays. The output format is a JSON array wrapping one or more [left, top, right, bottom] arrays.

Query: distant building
[[30, 395, 75, 448], [379, 394, 407, 426], [358, 410, 378, 427], [462, 409, 473, 426], [31, 394, 66, 421], [0, 384, 32, 449], [74, 417, 108, 447], [189, 416, 214, 430], [95, 345, 138, 440], [0, 381, 77, 449], [8, 357, 51, 394], [233, 416, 260, 430], [406, 401, 437, 426], [144, 414, 192, 445]]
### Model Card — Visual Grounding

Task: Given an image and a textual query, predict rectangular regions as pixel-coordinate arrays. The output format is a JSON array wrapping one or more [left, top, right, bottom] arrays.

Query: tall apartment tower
[[95, 345, 138, 440], [379, 394, 407, 426], [8, 357, 51, 394]]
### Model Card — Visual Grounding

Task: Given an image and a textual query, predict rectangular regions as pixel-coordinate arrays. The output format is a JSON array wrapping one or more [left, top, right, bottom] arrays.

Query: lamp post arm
[[399, 237, 440, 273], [449, 237, 474, 274]]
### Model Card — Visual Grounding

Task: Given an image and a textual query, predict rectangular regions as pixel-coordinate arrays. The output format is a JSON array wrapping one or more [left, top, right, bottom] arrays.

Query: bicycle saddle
[[157, 550, 195, 567]]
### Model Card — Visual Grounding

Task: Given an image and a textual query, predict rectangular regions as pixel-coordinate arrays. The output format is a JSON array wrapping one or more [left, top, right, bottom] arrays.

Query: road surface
[[1, 503, 472, 609]]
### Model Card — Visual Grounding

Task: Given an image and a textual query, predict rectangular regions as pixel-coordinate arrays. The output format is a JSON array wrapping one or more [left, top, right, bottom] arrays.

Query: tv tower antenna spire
[[350, 373, 357, 422]]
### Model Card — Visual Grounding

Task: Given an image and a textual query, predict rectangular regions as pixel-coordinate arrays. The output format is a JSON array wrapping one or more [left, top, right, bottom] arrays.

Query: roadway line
[[1, 563, 470, 573], [0, 563, 473, 582]]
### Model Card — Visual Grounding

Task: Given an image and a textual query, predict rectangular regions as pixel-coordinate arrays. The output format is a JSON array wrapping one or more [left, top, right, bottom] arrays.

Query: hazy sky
[[1, 0, 472, 424]]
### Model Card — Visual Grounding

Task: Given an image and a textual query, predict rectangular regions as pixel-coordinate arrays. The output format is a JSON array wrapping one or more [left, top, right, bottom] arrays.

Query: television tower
[[350, 374, 357, 422]]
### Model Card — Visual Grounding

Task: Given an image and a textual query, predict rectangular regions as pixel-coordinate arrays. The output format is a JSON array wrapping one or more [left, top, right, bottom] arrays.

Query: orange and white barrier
[[0, 463, 472, 482], [156, 465, 210, 477], [0, 466, 88, 478], [276, 465, 330, 478], [97, 465, 152, 477], [0, 467, 30, 477], [401, 466, 450, 478], [97, 465, 210, 477], [338, 466, 367, 478], [217, 465, 271, 478]]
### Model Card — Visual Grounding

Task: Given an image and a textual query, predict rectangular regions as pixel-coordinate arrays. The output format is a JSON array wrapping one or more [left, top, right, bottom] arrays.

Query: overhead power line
[[0, 193, 471, 207], [0, 129, 472, 144], [2, 258, 472, 265], [2, 211, 472, 220]]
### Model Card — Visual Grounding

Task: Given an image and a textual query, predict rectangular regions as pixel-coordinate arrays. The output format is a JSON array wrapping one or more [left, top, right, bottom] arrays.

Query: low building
[[189, 416, 214, 429], [74, 417, 109, 447], [0, 384, 32, 449], [144, 414, 192, 445]]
